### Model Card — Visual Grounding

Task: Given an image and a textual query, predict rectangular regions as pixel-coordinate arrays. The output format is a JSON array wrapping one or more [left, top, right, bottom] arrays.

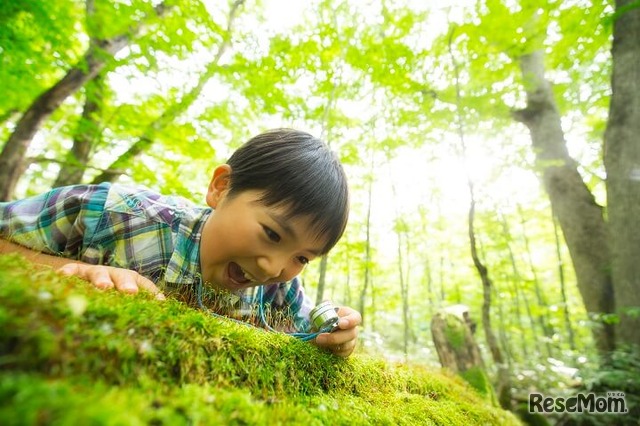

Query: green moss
[[443, 316, 466, 350], [0, 254, 521, 425], [460, 366, 499, 406]]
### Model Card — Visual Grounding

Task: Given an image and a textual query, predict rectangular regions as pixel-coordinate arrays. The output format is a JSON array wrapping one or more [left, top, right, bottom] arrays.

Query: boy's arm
[[0, 238, 164, 299], [0, 238, 74, 269]]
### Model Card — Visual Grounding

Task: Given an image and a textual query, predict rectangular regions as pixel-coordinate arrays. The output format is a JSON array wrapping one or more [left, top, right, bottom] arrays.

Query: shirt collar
[[164, 208, 212, 286]]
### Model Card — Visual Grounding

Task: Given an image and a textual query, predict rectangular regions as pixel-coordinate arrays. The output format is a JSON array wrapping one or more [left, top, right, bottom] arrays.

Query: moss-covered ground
[[0, 254, 521, 425]]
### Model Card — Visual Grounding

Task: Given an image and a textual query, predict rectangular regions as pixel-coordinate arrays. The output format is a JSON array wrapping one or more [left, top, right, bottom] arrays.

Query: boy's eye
[[263, 226, 281, 242], [297, 256, 309, 265]]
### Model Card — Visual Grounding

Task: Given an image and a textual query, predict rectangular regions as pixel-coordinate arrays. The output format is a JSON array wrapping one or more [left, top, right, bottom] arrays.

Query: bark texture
[[431, 307, 483, 374], [514, 50, 615, 353], [603, 0, 640, 347]]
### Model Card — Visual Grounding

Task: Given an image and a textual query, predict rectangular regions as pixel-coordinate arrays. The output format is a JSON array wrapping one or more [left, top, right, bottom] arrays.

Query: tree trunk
[[358, 153, 374, 327], [342, 241, 352, 306], [53, 0, 103, 188], [469, 197, 511, 409], [391, 180, 410, 358], [513, 50, 615, 354], [315, 256, 328, 305], [431, 306, 497, 403], [447, 26, 511, 408], [431, 307, 484, 372], [0, 2, 171, 201], [54, 74, 104, 187], [495, 290, 513, 368], [499, 214, 532, 359], [603, 0, 640, 348], [418, 207, 435, 309], [518, 206, 555, 357], [553, 214, 576, 351]]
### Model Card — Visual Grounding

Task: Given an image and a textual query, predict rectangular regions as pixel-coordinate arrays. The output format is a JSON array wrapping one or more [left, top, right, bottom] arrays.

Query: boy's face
[[199, 165, 326, 292]]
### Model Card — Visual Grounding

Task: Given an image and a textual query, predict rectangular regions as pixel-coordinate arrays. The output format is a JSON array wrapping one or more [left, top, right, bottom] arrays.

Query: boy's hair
[[226, 128, 349, 254]]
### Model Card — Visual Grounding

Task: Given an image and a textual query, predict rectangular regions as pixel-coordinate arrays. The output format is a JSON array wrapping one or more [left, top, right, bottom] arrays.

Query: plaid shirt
[[0, 183, 312, 331]]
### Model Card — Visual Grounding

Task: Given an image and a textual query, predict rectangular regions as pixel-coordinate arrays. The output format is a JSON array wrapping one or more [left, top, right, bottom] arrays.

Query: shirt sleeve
[[0, 184, 109, 259]]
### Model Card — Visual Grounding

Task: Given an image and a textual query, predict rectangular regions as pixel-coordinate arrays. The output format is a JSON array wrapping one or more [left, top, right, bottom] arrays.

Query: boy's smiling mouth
[[227, 262, 260, 287]]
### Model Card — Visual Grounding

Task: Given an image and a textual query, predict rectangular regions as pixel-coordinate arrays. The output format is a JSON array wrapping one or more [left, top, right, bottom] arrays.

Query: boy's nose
[[256, 255, 285, 281]]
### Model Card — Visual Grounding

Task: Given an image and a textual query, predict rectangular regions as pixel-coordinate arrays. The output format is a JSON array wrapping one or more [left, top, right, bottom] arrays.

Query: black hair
[[226, 128, 349, 254]]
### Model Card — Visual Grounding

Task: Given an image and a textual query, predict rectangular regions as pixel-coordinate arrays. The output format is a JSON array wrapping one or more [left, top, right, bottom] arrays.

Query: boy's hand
[[57, 263, 165, 300], [1, 239, 163, 300], [314, 305, 361, 358]]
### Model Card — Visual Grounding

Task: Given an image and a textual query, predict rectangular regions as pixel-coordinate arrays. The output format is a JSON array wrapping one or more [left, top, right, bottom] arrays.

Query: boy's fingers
[[135, 274, 165, 300], [57, 263, 113, 290], [316, 327, 356, 346], [333, 340, 355, 357], [56, 263, 163, 299], [84, 266, 118, 291], [337, 306, 362, 329], [57, 263, 80, 276], [110, 270, 139, 294], [315, 333, 356, 357]]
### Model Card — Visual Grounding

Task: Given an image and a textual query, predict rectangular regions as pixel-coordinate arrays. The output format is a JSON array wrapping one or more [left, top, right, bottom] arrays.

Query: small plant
[[552, 347, 640, 426]]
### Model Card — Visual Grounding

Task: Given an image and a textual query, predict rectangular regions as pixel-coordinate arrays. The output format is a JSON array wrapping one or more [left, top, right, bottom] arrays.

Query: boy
[[0, 129, 360, 357]]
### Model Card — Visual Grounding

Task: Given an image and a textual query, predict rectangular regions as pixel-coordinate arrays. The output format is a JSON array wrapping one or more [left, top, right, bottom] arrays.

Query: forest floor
[[0, 253, 521, 425]]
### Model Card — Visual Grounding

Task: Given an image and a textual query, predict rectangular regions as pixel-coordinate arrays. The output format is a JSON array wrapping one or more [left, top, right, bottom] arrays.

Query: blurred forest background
[[1, 0, 639, 422]]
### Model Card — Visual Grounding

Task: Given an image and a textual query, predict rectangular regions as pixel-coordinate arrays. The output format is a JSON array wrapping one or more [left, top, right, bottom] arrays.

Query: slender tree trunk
[[315, 256, 328, 305], [553, 214, 576, 351], [54, 74, 104, 187], [343, 239, 352, 307], [603, 0, 640, 348], [448, 27, 511, 409], [358, 151, 374, 327], [509, 275, 529, 360], [54, 0, 103, 187], [0, 2, 171, 200], [314, 26, 345, 305], [391, 180, 410, 359], [468, 197, 511, 408], [439, 256, 445, 302], [517, 206, 555, 357], [418, 207, 434, 309], [498, 214, 532, 359], [513, 50, 615, 354], [91, 0, 245, 184], [424, 256, 433, 308], [495, 286, 513, 367], [397, 229, 410, 358]]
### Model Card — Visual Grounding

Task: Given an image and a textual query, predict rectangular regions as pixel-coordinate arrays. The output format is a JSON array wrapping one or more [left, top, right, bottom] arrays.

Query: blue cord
[[256, 286, 323, 341], [195, 281, 325, 341]]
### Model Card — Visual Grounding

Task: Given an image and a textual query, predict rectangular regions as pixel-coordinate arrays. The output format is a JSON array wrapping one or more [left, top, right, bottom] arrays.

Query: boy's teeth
[[242, 268, 256, 282]]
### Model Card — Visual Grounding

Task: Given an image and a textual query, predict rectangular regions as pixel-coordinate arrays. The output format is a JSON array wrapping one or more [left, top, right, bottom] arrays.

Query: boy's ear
[[206, 164, 232, 208]]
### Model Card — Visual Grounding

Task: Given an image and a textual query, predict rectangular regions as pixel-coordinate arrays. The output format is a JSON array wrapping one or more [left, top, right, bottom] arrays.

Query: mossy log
[[431, 305, 498, 404], [0, 254, 521, 425]]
